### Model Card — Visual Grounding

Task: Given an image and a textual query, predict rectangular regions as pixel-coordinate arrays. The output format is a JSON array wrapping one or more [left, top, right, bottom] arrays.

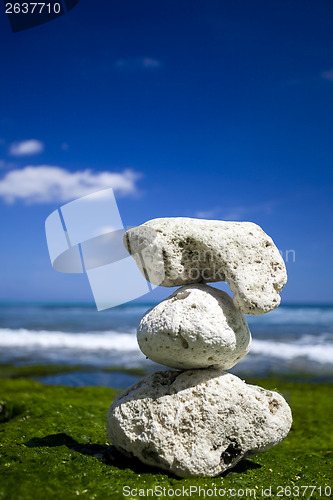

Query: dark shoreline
[[1, 362, 333, 388]]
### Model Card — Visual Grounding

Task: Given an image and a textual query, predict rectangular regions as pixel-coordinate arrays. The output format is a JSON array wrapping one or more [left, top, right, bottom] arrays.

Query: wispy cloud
[[194, 207, 221, 219], [222, 203, 274, 220], [321, 69, 333, 82], [279, 68, 333, 87], [0, 166, 141, 204], [115, 57, 162, 70], [9, 139, 44, 156], [194, 202, 276, 221]]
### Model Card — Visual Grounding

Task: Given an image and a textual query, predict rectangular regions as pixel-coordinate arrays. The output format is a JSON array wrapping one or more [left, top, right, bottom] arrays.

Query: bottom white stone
[[107, 369, 292, 477]]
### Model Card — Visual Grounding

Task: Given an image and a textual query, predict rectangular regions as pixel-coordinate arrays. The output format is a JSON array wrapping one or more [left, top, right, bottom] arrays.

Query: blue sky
[[0, 0, 332, 304]]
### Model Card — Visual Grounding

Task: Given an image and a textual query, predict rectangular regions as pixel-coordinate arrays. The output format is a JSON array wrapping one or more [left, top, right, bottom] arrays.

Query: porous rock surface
[[107, 369, 292, 477], [137, 284, 251, 369], [124, 217, 287, 315]]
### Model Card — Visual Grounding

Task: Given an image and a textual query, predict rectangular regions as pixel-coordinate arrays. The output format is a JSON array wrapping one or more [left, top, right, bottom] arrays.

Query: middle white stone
[[137, 284, 251, 369]]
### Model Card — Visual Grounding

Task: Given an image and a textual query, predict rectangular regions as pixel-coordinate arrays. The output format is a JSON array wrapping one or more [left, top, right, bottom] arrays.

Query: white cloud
[[0, 166, 141, 204], [115, 57, 162, 70], [194, 202, 276, 221], [321, 69, 333, 82], [222, 202, 275, 220], [9, 139, 44, 156]]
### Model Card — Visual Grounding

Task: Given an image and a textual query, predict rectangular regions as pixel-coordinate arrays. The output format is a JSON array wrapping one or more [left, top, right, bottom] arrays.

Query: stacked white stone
[[107, 218, 292, 477]]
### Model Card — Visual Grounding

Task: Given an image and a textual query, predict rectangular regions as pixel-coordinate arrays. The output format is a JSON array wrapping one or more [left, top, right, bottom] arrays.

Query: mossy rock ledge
[[0, 376, 332, 499]]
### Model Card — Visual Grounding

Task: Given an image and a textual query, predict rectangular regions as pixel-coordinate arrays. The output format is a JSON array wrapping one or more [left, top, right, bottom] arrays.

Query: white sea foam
[[0, 328, 138, 351], [251, 336, 333, 364], [0, 328, 332, 366]]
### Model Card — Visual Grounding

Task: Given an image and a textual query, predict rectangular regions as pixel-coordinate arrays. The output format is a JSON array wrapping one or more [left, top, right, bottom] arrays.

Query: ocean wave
[[0, 328, 138, 351], [0, 328, 332, 366], [251, 336, 333, 364], [247, 306, 333, 325]]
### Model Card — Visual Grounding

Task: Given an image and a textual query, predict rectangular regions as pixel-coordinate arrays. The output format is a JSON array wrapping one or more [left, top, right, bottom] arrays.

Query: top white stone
[[124, 217, 287, 315]]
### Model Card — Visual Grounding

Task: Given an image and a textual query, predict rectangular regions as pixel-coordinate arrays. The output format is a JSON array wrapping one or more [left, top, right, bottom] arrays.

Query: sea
[[0, 302, 332, 388]]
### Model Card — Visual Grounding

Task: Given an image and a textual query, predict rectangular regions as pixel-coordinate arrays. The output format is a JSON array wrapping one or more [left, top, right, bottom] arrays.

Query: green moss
[[0, 377, 332, 500]]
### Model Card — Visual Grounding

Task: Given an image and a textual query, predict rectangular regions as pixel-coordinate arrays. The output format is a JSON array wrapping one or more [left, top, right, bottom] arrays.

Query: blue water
[[0, 302, 332, 384]]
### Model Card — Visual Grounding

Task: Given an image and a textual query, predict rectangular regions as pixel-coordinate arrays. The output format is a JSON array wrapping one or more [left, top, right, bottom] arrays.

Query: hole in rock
[[221, 442, 242, 465], [269, 399, 280, 413]]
